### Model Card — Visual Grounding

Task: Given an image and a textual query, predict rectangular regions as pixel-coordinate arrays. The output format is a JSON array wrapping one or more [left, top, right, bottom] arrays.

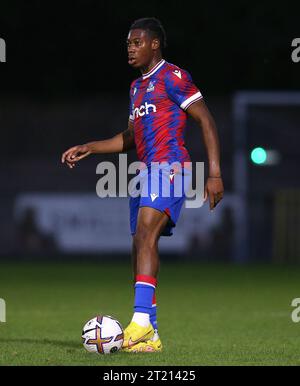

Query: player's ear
[[152, 38, 160, 50]]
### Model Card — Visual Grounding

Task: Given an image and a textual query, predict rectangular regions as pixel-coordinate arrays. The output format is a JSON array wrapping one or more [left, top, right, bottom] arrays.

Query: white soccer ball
[[82, 315, 124, 355]]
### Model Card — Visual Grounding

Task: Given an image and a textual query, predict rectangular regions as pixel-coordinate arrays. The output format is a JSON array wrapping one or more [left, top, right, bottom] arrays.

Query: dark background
[[0, 0, 299, 262], [1, 1, 299, 98]]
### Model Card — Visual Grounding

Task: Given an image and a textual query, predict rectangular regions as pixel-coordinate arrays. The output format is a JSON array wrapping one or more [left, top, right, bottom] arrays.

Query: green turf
[[0, 261, 300, 365]]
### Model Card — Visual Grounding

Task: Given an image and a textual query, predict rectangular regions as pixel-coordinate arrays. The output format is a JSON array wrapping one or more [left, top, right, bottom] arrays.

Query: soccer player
[[62, 17, 224, 353]]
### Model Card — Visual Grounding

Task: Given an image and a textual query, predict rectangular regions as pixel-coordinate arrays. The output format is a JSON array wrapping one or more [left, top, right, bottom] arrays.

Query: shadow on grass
[[0, 338, 80, 349]]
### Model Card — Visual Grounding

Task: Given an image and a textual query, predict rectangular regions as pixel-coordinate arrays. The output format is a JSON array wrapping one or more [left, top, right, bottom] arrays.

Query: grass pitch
[[0, 261, 300, 366]]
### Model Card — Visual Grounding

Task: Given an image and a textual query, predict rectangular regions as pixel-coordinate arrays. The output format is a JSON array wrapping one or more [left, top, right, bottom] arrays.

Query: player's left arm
[[187, 99, 224, 210]]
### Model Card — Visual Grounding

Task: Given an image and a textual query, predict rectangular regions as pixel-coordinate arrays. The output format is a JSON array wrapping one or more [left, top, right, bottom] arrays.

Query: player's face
[[127, 29, 156, 69]]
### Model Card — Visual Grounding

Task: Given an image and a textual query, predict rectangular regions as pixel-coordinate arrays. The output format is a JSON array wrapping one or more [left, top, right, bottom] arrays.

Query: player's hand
[[61, 144, 91, 169], [204, 177, 224, 210]]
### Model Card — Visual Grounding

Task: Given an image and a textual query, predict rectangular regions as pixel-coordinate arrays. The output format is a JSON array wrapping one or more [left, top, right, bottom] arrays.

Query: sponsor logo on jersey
[[133, 102, 157, 119]]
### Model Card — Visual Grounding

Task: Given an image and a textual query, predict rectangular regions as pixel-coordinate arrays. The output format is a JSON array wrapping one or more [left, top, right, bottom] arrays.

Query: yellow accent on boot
[[122, 321, 154, 348], [123, 337, 163, 353]]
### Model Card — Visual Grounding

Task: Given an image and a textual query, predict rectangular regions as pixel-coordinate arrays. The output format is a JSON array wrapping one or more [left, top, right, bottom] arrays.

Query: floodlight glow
[[251, 147, 267, 164]]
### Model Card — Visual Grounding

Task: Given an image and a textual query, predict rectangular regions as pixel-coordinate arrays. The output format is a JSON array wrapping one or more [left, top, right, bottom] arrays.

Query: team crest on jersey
[[146, 81, 155, 92], [173, 70, 182, 79]]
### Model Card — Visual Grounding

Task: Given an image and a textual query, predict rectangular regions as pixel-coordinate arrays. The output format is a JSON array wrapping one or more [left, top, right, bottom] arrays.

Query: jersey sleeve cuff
[[180, 91, 203, 110]]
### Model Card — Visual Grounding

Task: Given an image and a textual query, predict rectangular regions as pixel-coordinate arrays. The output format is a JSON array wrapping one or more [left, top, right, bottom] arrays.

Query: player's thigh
[[135, 206, 169, 241]]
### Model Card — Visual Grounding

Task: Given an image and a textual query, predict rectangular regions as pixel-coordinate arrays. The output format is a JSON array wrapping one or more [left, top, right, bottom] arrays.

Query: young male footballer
[[62, 17, 224, 353]]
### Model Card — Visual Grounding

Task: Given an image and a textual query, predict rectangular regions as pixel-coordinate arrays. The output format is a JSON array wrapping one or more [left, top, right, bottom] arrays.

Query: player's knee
[[134, 226, 158, 250]]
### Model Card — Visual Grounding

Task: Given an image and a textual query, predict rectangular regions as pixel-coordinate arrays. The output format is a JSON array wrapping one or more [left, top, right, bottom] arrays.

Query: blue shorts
[[129, 165, 191, 237]]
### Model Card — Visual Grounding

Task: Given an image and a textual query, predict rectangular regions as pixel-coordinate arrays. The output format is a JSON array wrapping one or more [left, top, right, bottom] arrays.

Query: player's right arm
[[61, 120, 135, 169]]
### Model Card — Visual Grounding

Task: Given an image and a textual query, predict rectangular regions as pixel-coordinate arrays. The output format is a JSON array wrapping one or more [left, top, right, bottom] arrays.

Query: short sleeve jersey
[[129, 59, 202, 166]]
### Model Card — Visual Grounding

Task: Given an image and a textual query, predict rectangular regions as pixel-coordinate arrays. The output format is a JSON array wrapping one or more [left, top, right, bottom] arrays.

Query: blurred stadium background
[[0, 0, 300, 365]]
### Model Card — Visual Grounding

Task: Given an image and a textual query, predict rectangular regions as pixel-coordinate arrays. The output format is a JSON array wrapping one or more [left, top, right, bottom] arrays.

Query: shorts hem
[[138, 205, 175, 227]]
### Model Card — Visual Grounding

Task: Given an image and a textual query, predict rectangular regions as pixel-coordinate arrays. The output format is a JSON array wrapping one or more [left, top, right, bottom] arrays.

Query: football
[[82, 315, 124, 354]]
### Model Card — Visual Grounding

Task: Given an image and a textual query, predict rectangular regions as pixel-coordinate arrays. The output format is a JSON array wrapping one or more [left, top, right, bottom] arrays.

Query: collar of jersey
[[142, 59, 166, 80]]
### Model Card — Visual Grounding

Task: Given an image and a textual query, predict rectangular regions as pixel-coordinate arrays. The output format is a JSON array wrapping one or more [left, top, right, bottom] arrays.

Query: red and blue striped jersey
[[129, 59, 202, 167]]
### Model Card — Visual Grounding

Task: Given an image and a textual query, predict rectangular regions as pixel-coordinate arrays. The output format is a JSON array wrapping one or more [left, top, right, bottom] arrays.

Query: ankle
[[131, 312, 150, 327]]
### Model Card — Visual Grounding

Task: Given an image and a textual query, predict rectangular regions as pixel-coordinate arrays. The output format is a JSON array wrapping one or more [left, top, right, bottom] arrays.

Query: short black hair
[[130, 17, 167, 51]]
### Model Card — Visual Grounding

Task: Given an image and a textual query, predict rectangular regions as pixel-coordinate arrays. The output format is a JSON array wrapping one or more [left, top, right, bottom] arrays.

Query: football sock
[[132, 312, 149, 327], [132, 274, 157, 327], [150, 293, 158, 332]]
